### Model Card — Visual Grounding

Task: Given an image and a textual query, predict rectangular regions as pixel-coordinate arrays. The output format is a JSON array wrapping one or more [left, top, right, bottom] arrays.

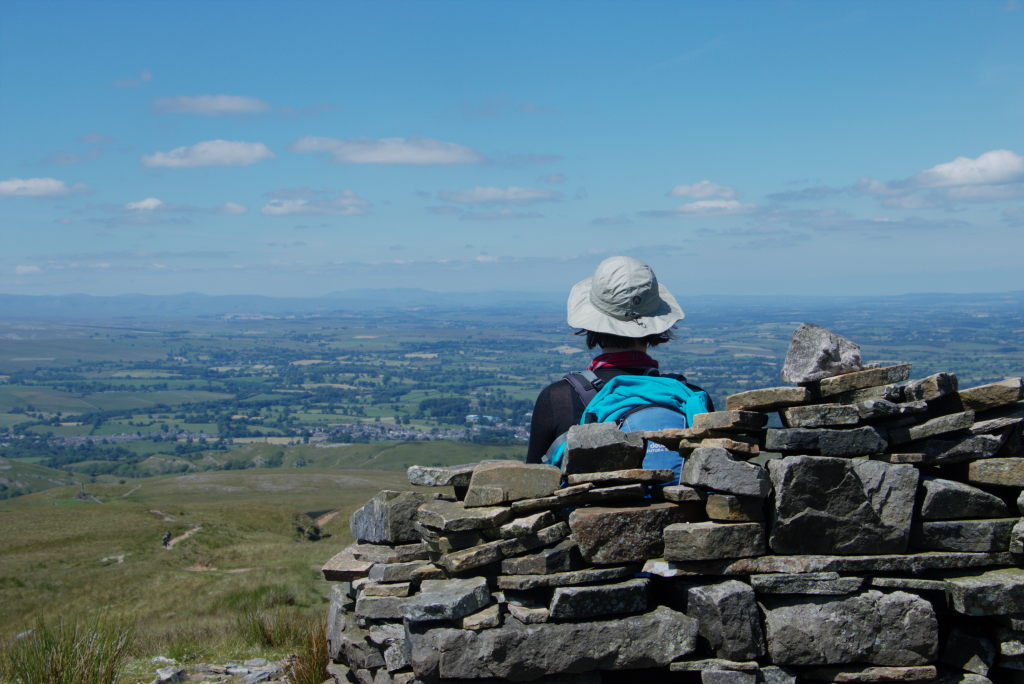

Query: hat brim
[[566, 277, 684, 337]]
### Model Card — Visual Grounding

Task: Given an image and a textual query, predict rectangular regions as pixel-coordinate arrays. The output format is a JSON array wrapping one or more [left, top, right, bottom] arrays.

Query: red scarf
[[588, 351, 659, 371]]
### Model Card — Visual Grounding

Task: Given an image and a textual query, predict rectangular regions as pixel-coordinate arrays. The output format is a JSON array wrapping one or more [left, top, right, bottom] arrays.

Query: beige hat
[[566, 256, 684, 337]]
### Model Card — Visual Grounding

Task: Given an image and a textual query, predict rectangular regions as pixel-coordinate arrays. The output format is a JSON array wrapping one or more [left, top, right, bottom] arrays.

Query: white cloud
[[438, 186, 561, 204], [946, 182, 1024, 201], [218, 202, 248, 215], [674, 199, 756, 216], [0, 177, 79, 197], [854, 177, 905, 196], [290, 136, 482, 165], [881, 194, 937, 210], [912, 149, 1024, 188], [153, 95, 271, 115], [125, 197, 164, 211], [260, 189, 369, 216], [668, 180, 737, 199], [141, 140, 274, 168], [15, 265, 41, 275]]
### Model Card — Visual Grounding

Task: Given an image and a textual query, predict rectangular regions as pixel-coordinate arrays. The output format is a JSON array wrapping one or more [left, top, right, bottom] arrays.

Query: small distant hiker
[[162, 531, 172, 548], [526, 256, 713, 477]]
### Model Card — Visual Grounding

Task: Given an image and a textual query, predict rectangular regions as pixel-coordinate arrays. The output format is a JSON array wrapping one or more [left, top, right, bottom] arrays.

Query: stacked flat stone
[[323, 323, 1024, 684]]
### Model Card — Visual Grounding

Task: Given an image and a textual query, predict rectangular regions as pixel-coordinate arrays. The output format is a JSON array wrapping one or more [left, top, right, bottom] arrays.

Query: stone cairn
[[322, 323, 1024, 684]]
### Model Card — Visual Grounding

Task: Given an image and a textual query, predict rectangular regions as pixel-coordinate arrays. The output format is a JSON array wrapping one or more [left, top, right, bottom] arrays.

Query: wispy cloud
[[141, 140, 274, 168], [113, 69, 152, 87], [644, 199, 757, 217], [152, 95, 271, 116], [767, 186, 844, 202], [15, 265, 41, 275], [0, 177, 85, 197], [668, 180, 737, 199], [260, 189, 369, 216], [437, 186, 561, 204], [125, 197, 164, 211], [426, 206, 543, 221], [291, 136, 482, 165]]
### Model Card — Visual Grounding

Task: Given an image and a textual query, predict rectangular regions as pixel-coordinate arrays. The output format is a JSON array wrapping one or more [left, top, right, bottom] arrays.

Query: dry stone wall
[[321, 324, 1024, 684]]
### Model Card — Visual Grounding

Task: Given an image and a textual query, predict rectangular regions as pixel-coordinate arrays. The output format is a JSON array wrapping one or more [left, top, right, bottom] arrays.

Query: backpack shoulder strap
[[562, 370, 604, 405]]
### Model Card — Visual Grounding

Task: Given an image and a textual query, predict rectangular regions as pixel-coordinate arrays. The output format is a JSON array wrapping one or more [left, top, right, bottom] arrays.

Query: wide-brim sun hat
[[567, 256, 684, 337]]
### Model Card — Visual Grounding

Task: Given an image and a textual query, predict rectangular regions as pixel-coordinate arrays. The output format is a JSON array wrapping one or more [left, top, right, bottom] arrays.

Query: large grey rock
[[687, 580, 765, 660], [765, 426, 887, 457], [569, 503, 701, 563], [664, 521, 766, 561], [463, 461, 560, 507], [762, 590, 937, 666], [563, 423, 645, 475], [911, 519, 1017, 552], [725, 386, 811, 412], [920, 477, 1010, 520], [322, 547, 373, 581], [354, 594, 413, 620], [403, 605, 698, 681], [816, 363, 913, 398], [407, 462, 478, 487], [781, 323, 867, 384], [350, 490, 430, 544], [548, 578, 649, 620], [403, 577, 490, 623], [946, 569, 1024, 616], [681, 447, 770, 497], [769, 456, 918, 554]]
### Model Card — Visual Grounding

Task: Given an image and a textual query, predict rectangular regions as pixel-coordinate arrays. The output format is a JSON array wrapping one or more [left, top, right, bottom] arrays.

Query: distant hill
[[0, 289, 1020, 320], [0, 457, 79, 498]]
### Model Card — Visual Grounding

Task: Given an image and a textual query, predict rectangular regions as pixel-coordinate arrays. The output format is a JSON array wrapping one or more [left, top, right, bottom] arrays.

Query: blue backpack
[[542, 370, 711, 480]]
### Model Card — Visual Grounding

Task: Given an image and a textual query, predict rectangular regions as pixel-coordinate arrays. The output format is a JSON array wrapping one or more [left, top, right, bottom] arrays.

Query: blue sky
[[2, 1, 1022, 297]]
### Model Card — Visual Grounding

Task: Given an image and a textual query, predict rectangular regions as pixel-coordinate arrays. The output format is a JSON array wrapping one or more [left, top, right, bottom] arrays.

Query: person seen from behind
[[526, 256, 712, 471]]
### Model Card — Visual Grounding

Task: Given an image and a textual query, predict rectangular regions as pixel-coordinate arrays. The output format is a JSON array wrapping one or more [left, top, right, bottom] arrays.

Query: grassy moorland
[[0, 467, 409, 677]]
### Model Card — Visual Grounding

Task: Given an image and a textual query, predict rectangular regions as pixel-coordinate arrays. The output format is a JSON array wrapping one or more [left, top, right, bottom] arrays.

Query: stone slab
[[947, 569, 1024, 616], [407, 462, 478, 487], [403, 576, 491, 623], [496, 511, 556, 539], [500, 539, 579, 575], [569, 502, 702, 563], [548, 578, 649, 620], [801, 665, 938, 682], [354, 595, 412, 620], [416, 499, 512, 532], [360, 581, 411, 597], [322, 548, 373, 581], [751, 572, 865, 595], [815, 364, 913, 398], [439, 539, 504, 574], [888, 411, 975, 445], [913, 518, 1017, 553], [960, 378, 1024, 412], [783, 403, 861, 428], [367, 560, 432, 583], [903, 372, 959, 402], [765, 426, 888, 457], [496, 521, 570, 557], [566, 468, 675, 486], [403, 605, 698, 681], [664, 521, 766, 561], [920, 477, 1010, 520], [681, 446, 771, 497], [497, 565, 637, 591], [350, 542, 430, 564], [970, 458, 1024, 488], [642, 551, 1013, 577], [509, 483, 648, 513], [461, 603, 502, 631], [856, 399, 929, 422], [463, 461, 560, 507], [867, 577, 949, 591], [919, 434, 1004, 465], [661, 484, 706, 502], [692, 410, 768, 432], [725, 386, 811, 412]]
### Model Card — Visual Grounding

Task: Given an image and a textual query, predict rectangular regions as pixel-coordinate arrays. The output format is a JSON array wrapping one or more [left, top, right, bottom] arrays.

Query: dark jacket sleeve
[[526, 384, 558, 464]]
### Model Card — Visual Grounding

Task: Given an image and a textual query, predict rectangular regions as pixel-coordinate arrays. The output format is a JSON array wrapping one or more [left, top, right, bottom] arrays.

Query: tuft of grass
[[286, 617, 329, 684], [235, 607, 308, 649], [0, 616, 133, 684]]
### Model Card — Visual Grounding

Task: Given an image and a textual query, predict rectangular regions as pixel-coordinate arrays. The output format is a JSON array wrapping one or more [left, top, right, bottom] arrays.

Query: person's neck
[[598, 344, 648, 354]]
